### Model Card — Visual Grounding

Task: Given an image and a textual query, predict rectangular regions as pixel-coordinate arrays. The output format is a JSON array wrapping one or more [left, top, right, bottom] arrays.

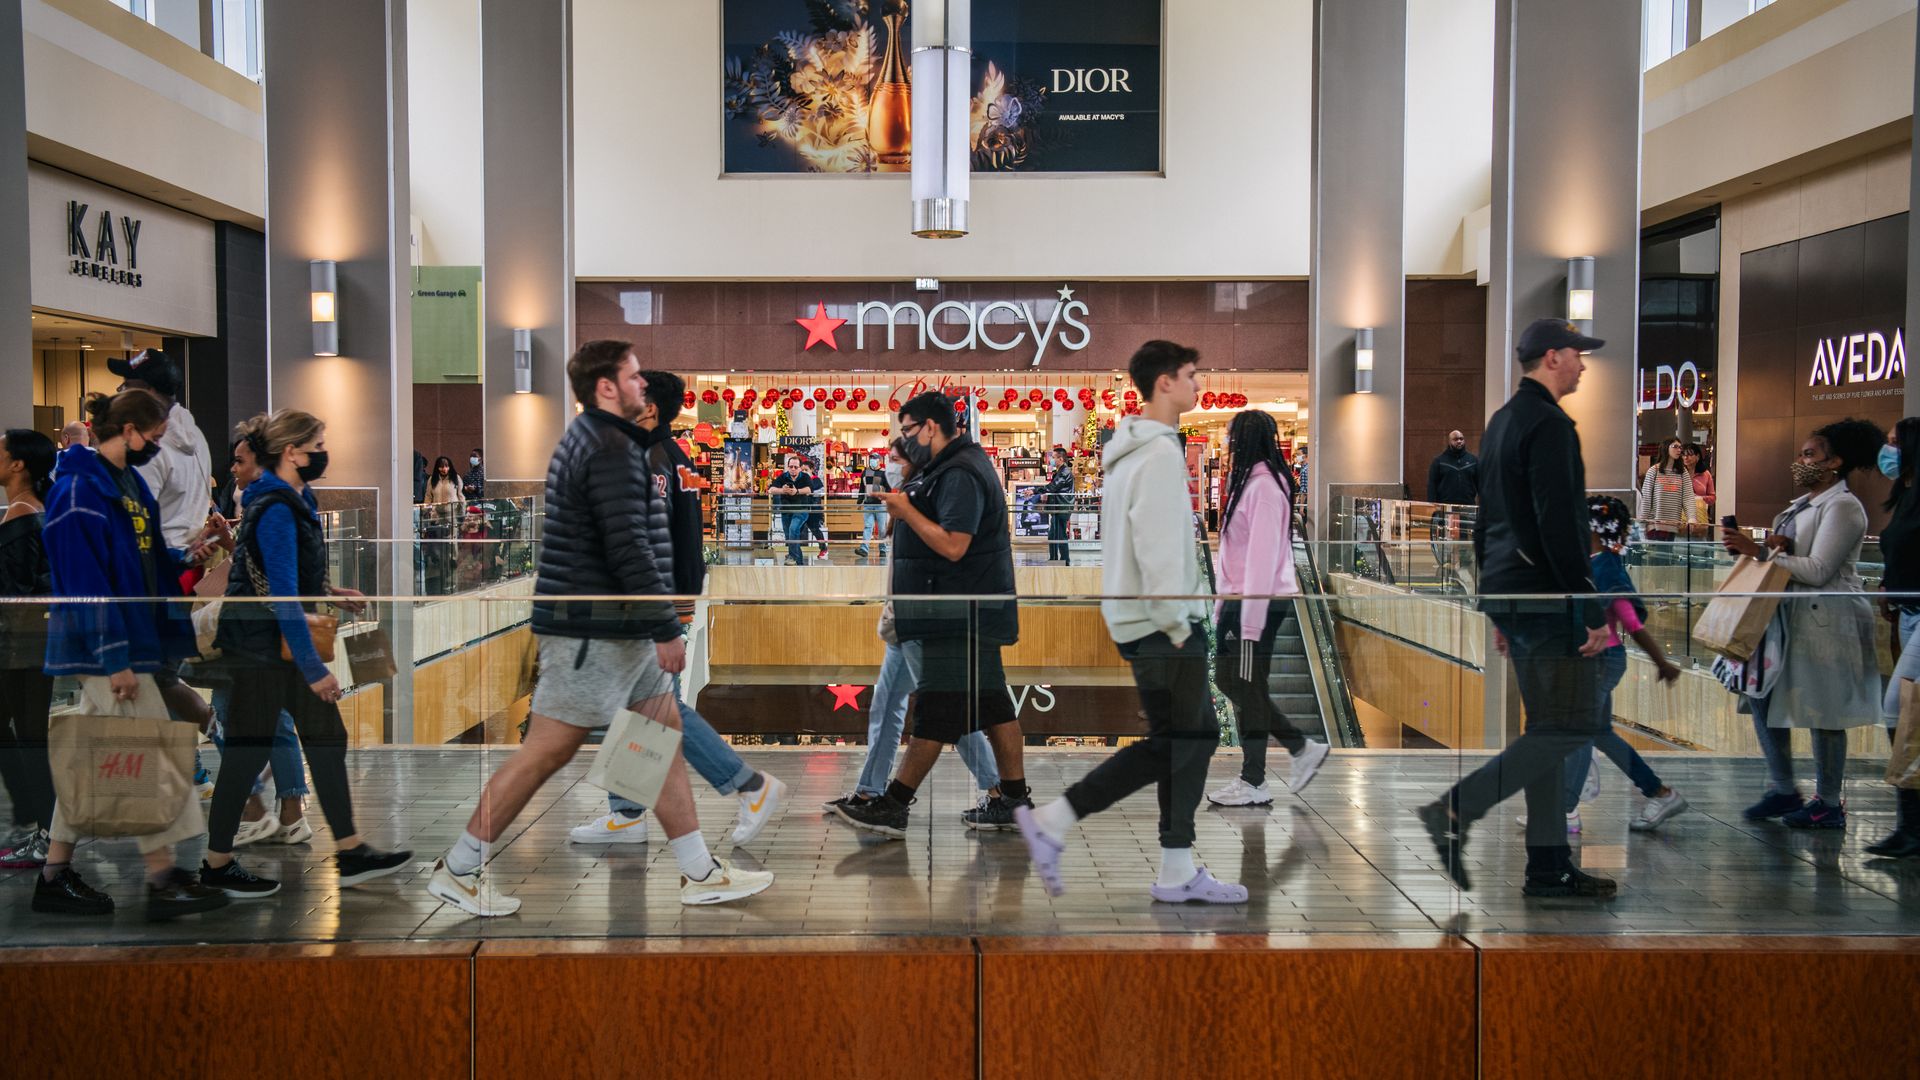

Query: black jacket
[[1041, 463, 1075, 509], [1426, 447, 1480, 505], [892, 435, 1019, 645], [643, 425, 706, 625], [531, 409, 680, 641], [1472, 378, 1602, 628], [1881, 483, 1920, 598], [0, 513, 50, 670]]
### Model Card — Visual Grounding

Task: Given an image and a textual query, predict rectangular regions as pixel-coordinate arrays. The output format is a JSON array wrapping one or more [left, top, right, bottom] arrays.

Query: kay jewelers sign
[[795, 285, 1092, 366]]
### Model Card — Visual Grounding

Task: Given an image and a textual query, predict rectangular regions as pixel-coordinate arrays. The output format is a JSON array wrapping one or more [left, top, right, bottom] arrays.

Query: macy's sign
[[796, 286, 1092, 366]]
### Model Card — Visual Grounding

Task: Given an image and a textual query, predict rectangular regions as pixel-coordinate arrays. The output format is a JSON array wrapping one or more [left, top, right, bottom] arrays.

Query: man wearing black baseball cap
[[1416, 317, 1617, 899]]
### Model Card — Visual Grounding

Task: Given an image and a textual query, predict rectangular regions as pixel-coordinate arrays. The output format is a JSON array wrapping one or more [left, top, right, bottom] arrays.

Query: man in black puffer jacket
[[429, 341, 774, 917]]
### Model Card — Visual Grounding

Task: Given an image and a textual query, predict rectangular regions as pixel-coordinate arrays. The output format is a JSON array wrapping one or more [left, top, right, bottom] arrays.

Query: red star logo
[[796, 302, 846, 351], [827, 684, 866, 711]]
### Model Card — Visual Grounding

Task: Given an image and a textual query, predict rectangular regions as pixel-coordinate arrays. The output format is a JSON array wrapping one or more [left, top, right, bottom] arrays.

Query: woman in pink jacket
[[1207, 410, 1330, 807]]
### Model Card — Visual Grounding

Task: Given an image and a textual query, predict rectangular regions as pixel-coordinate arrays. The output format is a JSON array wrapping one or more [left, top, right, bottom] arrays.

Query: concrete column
[[263, 0, 416, 739], [1, 0, 30, 428], [1484, 0, 1643, 493], [481, 0, 573, 484], [1307, 0, 1406, 538]]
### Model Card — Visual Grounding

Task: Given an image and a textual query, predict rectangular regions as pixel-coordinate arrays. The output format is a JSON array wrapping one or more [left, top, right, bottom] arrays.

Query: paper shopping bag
[[1888, 679, 1920, 790], [48, 675, 197, 837], [586, 708, 684, 809], [1691, 555, 1792, 661], [345, 625, 398, 684]]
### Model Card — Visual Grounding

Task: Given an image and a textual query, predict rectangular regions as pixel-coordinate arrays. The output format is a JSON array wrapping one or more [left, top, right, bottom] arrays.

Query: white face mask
[[885, 463, 905, 489], [469, 456, 480, 467]]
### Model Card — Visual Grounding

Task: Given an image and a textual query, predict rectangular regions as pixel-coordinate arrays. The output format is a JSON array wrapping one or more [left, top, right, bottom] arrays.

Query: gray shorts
[[530, 636, 676, 729]]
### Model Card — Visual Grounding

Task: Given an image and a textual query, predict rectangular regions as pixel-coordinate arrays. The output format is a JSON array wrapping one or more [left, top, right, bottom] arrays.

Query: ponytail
[[83, 389, 168, 441], [1, 429, 56, 501]]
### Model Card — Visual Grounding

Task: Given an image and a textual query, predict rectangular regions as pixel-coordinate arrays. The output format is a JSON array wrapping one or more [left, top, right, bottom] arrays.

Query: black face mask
[[901, 437, 933, 470], [296, 450, 329, 483], [125, 439, 161, 467]]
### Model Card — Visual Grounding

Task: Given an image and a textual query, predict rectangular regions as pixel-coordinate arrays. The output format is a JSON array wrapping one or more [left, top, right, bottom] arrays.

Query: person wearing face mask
[[856, 451, 890, 559], [0, 430, 57, 871], [36, 390, 229, 918], [201, 409, 409, 899], [462, 448, 486, 501], [1723, 418, 1885, 830], [1870, 416, 1920, 857], [1041, 445, 1075, 564], [769, 452, 823, 565]]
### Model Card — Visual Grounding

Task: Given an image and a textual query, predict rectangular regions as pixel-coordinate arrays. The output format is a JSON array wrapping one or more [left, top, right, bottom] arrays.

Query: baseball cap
[[108, 348, 181, 398], [1516, 318, 1603, 362]]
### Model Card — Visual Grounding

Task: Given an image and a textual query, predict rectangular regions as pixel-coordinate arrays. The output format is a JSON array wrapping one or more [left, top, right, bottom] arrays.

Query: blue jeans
[[210, 687, 309, 799], [1561, 647, 1663, 812], [1750, 692, 1848, 804], [856, 641, 1000, 796], [1882, 609, 1920, 724], [861, 509, 886, 548], [784, 512, 807, 563], [608, 676, 754, 814]]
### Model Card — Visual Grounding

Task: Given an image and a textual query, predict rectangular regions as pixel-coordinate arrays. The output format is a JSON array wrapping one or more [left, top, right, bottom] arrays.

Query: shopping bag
[[1888, 679, 1920, 790], [586, 707, 683, 809], [345, 625, 398, 684], [1691, 555, 1792, 661], [188, 559, 231, 659], [47, 675, 197, 837]]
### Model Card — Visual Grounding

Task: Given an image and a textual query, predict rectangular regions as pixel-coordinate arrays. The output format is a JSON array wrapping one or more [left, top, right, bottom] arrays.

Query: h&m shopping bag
[[48, 675, 197, 837], [586, 707, 684, 809], [1888, 679, 1920, 790], [1691, 555, 1792, 661]]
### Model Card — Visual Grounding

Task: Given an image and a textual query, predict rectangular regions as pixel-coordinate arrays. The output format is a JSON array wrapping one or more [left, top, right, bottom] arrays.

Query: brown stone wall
[[1404, 280, 1488, 500]]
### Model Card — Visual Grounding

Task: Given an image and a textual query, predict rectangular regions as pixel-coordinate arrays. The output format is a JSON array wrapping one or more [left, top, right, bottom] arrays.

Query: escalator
[[1288, 537, 1365, 748]]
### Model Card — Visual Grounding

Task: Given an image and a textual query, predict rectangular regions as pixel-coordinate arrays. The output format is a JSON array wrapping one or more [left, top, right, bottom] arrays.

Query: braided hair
[[1220, 409, 1295, 537], [1587, 494, 1632, 553]]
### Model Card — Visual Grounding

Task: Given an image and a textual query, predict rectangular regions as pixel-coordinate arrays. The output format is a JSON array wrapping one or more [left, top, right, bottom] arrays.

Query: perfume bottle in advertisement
[[867, 3, 912, 166]]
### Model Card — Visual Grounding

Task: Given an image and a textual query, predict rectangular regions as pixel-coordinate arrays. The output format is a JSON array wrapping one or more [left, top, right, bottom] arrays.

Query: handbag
[[1691, 555, 1792, 661], [243, 542, 337, 664], [1889, 679, 1920, 790], [48, 675, 197, 837]]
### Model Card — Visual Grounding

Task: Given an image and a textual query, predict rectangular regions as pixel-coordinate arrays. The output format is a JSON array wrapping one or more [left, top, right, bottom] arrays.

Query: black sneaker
[[146, 868, 232, 920], [1416, 801, 1472, 891], [201, 858, 281, 899], [337, 844, 413, 887], [1866, 830, 1920, 859], [834, 794, 911, 839], [1521, 865, 1619, 898], [822, 792, 876, 814], [32, 867, 114, 915], [962, 794, 1028, 832]]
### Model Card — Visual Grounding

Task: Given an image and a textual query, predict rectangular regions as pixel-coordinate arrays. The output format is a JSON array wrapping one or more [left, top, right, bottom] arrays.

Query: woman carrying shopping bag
[[202, 410, 409, 898], [1870, 416, 1920, 857], [36, 390, 232, 919], [1722, 418, 1885, 829]]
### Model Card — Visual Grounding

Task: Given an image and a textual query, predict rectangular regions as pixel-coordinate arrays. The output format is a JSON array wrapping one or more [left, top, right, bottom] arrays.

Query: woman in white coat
[[1722, 418, 1886, 830]]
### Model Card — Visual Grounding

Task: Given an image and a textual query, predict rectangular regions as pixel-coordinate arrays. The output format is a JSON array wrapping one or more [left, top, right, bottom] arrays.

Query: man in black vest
[[835, 391, 1032, 837]]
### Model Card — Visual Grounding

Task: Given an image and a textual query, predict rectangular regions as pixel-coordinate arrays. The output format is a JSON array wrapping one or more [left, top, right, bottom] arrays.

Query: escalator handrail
[[1291, 536, 1366, 749]]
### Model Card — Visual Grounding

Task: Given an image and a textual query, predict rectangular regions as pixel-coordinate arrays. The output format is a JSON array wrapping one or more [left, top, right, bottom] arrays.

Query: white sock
[[1156, 846, 1197, 888], [668, 830, 718, 880], [1034, 797, 1078, 842], [446, 830, 486, 876]]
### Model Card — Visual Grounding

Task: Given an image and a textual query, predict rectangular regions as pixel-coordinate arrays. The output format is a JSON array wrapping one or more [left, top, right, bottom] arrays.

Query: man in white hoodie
[[1015, 341, 1248, 905]]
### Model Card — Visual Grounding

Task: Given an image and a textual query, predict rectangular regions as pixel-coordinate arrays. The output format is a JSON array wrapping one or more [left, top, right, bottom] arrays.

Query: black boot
[[1866, 788, 1920, 858]]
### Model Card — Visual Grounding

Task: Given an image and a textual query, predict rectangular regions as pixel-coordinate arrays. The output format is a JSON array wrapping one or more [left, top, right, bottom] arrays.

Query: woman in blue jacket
[[201, 410, 409, 899], [35, 390, 230, 919]]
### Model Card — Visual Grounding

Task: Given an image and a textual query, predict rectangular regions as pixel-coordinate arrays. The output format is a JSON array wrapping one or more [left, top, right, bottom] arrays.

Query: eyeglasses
[[900, 420, 923, 439]]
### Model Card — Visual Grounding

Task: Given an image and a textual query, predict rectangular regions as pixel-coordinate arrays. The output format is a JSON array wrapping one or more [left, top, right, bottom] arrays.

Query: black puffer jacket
[[1472, 378, 1602, 629], [531, 409, 680, 641]]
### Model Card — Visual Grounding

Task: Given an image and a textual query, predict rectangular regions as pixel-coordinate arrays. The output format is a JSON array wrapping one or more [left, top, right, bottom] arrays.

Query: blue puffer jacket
[[43, 444, 196, 676]]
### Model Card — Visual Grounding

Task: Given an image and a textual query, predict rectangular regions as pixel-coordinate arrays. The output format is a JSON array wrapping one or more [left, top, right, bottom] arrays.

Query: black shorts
[[910, 635, 1016, 745]]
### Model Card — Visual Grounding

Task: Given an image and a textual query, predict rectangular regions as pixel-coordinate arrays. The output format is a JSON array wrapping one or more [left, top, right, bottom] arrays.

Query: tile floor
[[3, 747, 1918, 948]]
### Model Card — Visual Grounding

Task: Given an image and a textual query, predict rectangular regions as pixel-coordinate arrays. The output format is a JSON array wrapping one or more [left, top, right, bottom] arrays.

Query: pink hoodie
[[1213, 462, 1300, 639]]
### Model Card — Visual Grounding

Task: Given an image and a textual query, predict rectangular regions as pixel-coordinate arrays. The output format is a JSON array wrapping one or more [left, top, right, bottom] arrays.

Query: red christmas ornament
[[1124, 389, 1139, 403], [1201, 392, 1216, 409], [953, 398, 968, 413], [1054, 388, 1068, 402], [682, 391, 696, 409], [1002, 387, 1016, 400], [868, 400, 881, 412], [851, 387, 866, 402], [800, 398, 816, 411], [888, 398, 901, 411], [831, 387, 847, 402], [1060, 400, 1075, 412], [1041, 400, 1054, 411], [721, 388, 736, 402], [701, 389, 719, 405]]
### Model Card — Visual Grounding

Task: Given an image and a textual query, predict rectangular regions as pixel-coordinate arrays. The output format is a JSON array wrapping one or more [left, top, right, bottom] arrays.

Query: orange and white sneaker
[[569, 809, 650, 844], [426, 858, 521, 917], [680, 857, 774, 905], [730, 774, 786, 846]]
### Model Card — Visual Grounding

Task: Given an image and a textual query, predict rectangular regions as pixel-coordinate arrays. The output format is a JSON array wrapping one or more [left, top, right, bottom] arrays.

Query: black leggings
[[0, 669, 55, 829], [207, 664, 356, 855], [1214, 602, 1307, 786]]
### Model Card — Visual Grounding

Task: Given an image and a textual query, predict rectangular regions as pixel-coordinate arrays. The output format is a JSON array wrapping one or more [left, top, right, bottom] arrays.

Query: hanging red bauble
[[868, 399, 881, 412], [1060, 400, 1075, 412], [1124, 390, 1138, 403], [1053, 388, 1068, 402], [682, 391, 696, 408], [800, 398, 816, 411], [1002, 387, 1016, 400], [888, 398, 901, 411], [701, 389, 719, 405], [1040, 400, 1054, 411], [1201, 392, 1216, 409], [851, 387, 866, 402], [721, 388, 736, 402], [953, 397, 968, 412], [761, 396, 777, 410], [831, 387, 847, 402]]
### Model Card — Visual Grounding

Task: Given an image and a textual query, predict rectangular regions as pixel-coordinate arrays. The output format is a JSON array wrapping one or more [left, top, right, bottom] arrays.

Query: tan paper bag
[[1888, 678, 1920, 790], [1691, 555, 1792, 661], [586, 707, 684, 810], [345, 625, 398, 684], [48, 675, 197, 837]]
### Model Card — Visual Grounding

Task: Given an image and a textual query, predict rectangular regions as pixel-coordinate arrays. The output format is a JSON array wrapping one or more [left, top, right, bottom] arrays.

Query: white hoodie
[[1100, 416, 1207, 646], [136, 401, 214, 550]]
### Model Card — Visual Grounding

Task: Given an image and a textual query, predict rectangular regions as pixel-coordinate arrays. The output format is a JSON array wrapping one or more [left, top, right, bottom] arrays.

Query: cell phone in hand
[[1720, 515, 1739, 530]]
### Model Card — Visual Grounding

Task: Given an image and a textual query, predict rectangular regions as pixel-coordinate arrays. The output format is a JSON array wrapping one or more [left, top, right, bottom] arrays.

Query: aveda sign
[[1809, 328, 1906, 387]]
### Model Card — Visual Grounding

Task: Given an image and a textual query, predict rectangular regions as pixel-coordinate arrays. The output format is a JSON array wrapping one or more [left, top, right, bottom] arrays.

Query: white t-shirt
[[136, 402, 214, 551]]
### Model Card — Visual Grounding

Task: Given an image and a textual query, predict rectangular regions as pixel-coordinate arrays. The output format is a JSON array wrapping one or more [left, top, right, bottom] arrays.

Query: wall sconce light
[[1566, 256, 1595, 334], [1353, 327, 1375, 394], [513, 328, 533, 394], [309, 260, 338, 356]]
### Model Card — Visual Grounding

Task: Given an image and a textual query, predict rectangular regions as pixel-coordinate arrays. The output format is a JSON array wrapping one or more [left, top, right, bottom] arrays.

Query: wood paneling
[[412, 627, 536, 744], [474, 938, 975, 1077], [1336, 622, 1485, 749], [340, 681, 384, 746], [980, 934, 1476, 1080], [709, 598, 1124, 671], [0, 942, 473, 1076], [1477, 935, 1920, 1080]]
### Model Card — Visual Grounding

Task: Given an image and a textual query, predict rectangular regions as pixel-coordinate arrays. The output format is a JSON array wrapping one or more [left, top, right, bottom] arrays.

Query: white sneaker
[[680, 857, 775, 905], [730, 774, 785, 846], [1630, 788, 1690, 832], [426, 858, 521, 917], [569, 809, 650, 844], [1580, 750, 1604, 802], [1207, 777, 1274, 807], [196, 777, 215, 801], [233, 814, 280, 848], [1515, 810, 1582, 834], [1287, 741, 1331, 793], [267, 816, 314, 845]]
